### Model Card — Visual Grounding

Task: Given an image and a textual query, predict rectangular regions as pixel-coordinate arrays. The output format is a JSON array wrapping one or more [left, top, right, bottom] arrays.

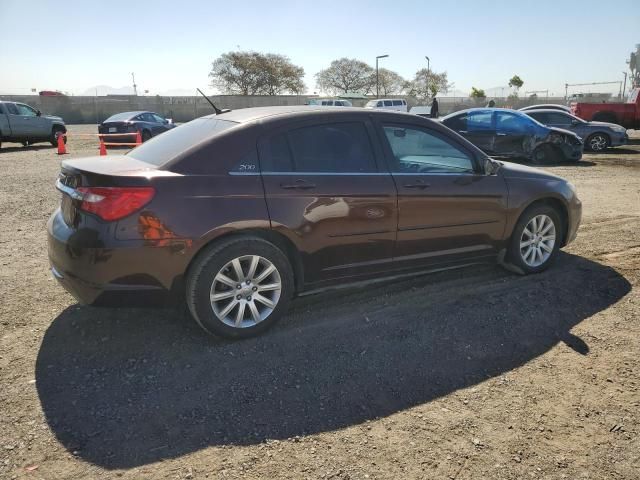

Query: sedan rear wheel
[[586, 133, 609, 152], [508, 205, 562, 273], [186, 237, 293, 338]]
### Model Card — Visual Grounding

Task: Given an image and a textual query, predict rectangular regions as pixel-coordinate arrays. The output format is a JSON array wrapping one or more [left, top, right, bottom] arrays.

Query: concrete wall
[[0, 94, 573, 124]]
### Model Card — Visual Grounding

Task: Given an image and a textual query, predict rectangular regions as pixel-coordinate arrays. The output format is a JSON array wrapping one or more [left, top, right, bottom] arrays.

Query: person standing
[[430, 96, 439, 118], [486, 99, 496, 107]]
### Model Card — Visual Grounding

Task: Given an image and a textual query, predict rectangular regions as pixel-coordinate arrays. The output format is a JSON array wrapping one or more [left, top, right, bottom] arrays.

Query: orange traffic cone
[[135, 131, 142, 146], [56, 133, 67, 155], [99, 138, 107, 156]]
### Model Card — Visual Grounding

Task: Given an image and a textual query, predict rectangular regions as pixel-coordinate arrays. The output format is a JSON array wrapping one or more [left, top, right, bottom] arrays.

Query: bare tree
[[209, 51, 305, 95], [315, 58, 375, 95], [406, 69, 452, 99], [377, 68, 407, 96]]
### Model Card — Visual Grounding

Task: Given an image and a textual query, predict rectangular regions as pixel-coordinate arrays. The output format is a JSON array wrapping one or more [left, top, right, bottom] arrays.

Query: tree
[[209, 51, 305, 95], [315, 58, 375, 95], [470, 87, 486, 99], [377, 68, 407, 96], [508, 75, 524, 96], [259, 53, 305, 95], [406, 69, 452, 99]]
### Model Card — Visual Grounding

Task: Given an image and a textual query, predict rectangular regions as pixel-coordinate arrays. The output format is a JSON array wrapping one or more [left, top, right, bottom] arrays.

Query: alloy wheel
[[519, 214, 556, 267], [589, 135, 607, 151], [209, 255, 282, 328]]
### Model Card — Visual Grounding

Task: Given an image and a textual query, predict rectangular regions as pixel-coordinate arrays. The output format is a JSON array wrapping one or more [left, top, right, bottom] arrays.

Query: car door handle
[[280, 180, 316, 190], [458, 130, 468, 134], [496, 132, 507, 136], [403, 181, 431, 189]]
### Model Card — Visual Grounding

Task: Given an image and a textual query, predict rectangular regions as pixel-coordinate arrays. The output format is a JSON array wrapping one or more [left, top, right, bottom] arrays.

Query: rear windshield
[[104, 112, 137, 122], [127, 117, 238, 166]]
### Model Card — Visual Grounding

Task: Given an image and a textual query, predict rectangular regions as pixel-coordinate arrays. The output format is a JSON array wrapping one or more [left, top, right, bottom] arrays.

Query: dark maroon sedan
[[48, 106, 582, 338]]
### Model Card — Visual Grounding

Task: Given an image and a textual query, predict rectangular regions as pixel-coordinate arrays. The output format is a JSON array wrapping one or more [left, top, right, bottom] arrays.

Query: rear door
[[377, 120, 508, 266], [259, 118, 397, 285]]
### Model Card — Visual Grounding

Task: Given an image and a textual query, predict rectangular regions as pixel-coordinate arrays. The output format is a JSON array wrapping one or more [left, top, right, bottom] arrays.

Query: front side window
[[384, 100, 393, 107], [16, 104, 38, 116], [383, 125, 474, 174], [546, 112, 573, 126], [377, 101, 383, 107], [467, 111, 493, 131], [495, 112, 533, 133], [151, 113, 166, 123], [392, 100, 402, 106], [262, 122, 377, 173]]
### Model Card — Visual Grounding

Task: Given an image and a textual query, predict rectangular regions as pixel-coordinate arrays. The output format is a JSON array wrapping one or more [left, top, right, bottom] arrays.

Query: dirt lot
[[1, 125, 639, 480]]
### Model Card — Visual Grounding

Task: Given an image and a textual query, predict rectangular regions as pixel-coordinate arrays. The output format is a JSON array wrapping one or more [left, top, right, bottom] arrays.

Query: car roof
[[523, 109, 572, 114], [442, 107, 528, 119], [201, 105, 417, 124]]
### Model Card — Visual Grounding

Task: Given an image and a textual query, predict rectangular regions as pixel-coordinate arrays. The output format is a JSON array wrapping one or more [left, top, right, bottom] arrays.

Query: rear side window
[[128, 118, 238, 166], [4, 103, 19, 115], [384, 100, 393, 107], [262, 122, 377, 173], [392, 100, 402, 106]]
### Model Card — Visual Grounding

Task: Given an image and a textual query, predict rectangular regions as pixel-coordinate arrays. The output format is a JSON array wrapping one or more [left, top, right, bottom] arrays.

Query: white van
[[307, 98, 353, 107], [364, 98, 408, 112]]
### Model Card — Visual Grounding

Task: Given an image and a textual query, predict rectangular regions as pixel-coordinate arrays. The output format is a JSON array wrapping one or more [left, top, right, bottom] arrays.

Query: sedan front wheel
[[509, 205, 562, 273]]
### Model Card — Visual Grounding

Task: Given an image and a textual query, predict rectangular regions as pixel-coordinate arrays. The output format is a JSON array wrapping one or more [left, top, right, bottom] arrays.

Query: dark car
[[48, 106, 581, 339], [441, 108, 583, 164], [98, 111, 176, 143], [519, 104, 572, 113], [523, 109, 628, 152]]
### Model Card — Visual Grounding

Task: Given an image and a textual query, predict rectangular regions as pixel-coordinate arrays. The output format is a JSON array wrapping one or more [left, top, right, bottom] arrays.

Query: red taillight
[[76, 186, 155, 221]]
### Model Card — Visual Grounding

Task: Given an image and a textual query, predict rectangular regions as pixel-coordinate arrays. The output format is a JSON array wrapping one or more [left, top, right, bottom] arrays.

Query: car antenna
[[196, 88, 230, 115]]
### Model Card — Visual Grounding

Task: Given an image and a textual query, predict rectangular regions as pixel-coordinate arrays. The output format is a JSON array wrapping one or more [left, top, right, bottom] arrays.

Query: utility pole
[[425, 56, 430, 97], [622, 72, 628, 99], [376, 54, 389, 98], [131, 72, 138, 96]]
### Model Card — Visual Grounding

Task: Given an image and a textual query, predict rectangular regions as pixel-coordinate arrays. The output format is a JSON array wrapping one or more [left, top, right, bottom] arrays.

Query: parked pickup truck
[[0, 101, 66, 149], [571, 88, 640, 130]]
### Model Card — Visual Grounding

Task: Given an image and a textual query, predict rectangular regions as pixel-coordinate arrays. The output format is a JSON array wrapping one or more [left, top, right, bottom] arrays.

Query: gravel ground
[[1, 126, 639, 480]]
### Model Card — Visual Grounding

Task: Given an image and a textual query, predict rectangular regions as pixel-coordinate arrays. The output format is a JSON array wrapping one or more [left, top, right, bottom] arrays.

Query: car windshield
[[127, 117, 238, 166], [365, 100, 377, 107]]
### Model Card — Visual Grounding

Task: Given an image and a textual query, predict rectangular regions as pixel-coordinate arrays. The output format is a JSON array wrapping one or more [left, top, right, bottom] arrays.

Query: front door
[[493, 111, 535, 157], [259, 118, 398, 286], [15, 103, 50, 138], [377, 122, 508, 266]]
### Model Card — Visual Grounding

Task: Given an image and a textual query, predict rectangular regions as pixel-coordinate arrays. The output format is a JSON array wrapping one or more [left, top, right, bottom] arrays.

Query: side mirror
[[571, 119, 579, 126], [484, 157, 501, 175], [36, 110, 42, 117]]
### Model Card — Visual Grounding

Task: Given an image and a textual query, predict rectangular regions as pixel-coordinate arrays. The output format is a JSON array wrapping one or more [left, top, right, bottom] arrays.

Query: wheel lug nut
[[236, 294, 242, 300], [246, 280, 251, 285], [252, 286, 257, 291], [247, 296, 252, 301], [236, 284, 241, 289]]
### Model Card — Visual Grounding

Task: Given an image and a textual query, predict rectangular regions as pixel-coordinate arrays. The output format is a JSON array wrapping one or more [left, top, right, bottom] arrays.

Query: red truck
[[571, 88, 640, 130]]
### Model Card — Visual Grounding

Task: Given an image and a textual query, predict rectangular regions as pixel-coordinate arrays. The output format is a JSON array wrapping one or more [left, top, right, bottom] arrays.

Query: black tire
[[50, 126, 66, 147], [186, 236, 294, 339], [508, 204, 562, 274], [531, 144, 561, 165], [141, 130, 152, 142], [585, 133, 610, 152]]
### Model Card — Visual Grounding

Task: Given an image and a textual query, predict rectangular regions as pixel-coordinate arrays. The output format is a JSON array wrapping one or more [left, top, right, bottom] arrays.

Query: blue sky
[[1, 0, 638, 97]]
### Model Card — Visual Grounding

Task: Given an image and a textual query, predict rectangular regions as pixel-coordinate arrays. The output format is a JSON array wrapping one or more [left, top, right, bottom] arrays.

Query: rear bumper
[[47, 209, 190, 305]]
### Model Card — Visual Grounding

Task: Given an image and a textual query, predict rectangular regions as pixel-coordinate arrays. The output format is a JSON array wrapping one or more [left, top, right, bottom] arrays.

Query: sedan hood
[[549, 126, 580, 138], [587, 121, 625, 129], [497, 160, 565, 181]]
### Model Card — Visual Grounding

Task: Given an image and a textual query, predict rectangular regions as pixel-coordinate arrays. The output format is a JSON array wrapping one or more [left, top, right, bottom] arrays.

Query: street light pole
[[376, 54, 389, 98], [424, 56, 431, 97], [622, 71, 628, 99]]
